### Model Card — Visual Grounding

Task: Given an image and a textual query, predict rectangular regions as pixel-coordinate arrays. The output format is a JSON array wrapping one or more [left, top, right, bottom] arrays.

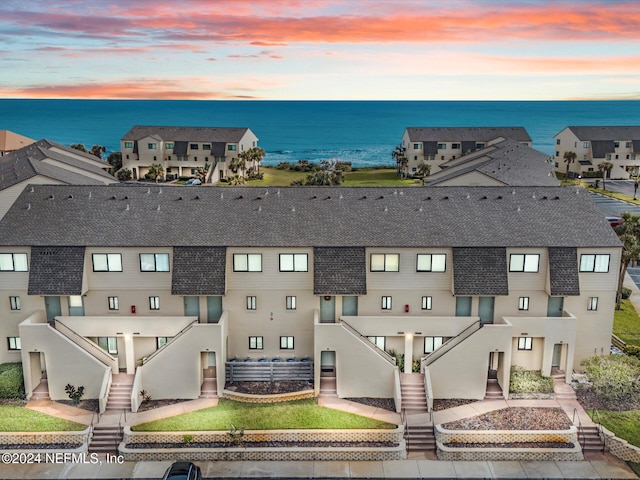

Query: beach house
[[401, 127, 532, 175], [120, 126, 260, 184], [0, 185, 620, 412], [554, 126, 640, 179]]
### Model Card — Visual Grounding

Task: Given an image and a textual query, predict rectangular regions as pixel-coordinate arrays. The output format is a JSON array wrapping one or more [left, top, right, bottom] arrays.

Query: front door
[[547, 297, 564, 317], [552, 344, 563, 367], [342, 296, 358, 316], [455, 296, 472, 316], [206, 296, 222, 323], [320, 350, 336, 376], [479, 297, 495, 324], [184, 296, 200, 318], [320, 296, 336, 323], [45, 296, 61, 323]]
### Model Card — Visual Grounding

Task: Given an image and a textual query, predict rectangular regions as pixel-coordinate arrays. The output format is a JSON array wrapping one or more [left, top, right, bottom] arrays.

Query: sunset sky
[[1, 0, 639, 100]]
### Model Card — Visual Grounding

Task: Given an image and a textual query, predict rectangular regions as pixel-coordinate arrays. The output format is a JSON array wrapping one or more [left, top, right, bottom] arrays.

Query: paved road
[[589, 191, 640, 217]]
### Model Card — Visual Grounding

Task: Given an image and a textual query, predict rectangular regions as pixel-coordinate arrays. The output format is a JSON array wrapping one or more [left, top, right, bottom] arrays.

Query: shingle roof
[[425, 139, 558, 187], [548, 247, 580, 296], [452, 247, 509, 295], [0, 185, 621, 249], [28, 246, 85, 295], [591, 140, 615, 159], [313, 247, 366, 295], [0, 130, 35, 152], [406, 127, 531, 143], [564, 126, 640, 141], [172, 247, 226, 295], [121, 126, 253, 143]]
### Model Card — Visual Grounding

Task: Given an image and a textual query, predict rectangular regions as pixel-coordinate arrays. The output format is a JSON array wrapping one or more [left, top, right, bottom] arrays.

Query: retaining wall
[[222, 389, 314, 404]]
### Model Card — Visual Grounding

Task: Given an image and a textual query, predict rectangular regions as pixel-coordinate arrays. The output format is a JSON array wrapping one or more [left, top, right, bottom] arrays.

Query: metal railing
[[591, 408, 607, 453], [340, 320, 396, 365], [573, 407, 586, 450], [116, 409, 126, 455], [141, 319, 197, 365], [401, 408, 408, 450], [421, 320, 482, 368], [53, 319, 118, 370]]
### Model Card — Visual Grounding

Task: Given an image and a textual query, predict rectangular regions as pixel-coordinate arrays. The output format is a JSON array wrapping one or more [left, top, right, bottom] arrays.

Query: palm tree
[[417, 162, 431, 185], [147, 163, 164, 184], [250, 147, 265, 174], [614, 212, 640, 309], [392, 145, 408, 177], [228, 156, 244, 175], [563, 151, 577, 180], [90, 145, 107, 159], [598, 161, 614, 190]]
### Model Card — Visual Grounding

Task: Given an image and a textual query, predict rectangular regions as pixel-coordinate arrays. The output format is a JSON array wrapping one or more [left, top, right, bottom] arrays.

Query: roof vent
[[158, 188, 162, 194], [425, 197, 431, 200], [178, 196, 183, 201], [532, 194, 536, 199], [442, 196, 449, 200], [481, 195, 487, 200], [497, 195, 502, 199], [384, 206, 388, 212], [517, 206, 521, 212], [68, 195, 73, 199], [256, 196, 262, 200], [311, 195, 317, 199], [554, 196, 560, 200], [157, 205, 161, 211], [220, 193, 224, 199], [30, 186, 34, 193], [89, 192, 92, 199], [360, 195, 367, 199], [541, 195, 548, 200], [126, 204, 130, 211], [419, 206, 423, 212], [378, 195, 384, 199], [26, 203, 31, 210], [291, 206, 295, 212], [124, 195, 129, 200], [110, 196, 116, 200], [147, 188, 151, 194], [393, 190, 398, 195], [512, 190, 516, 195], [325, 196, 331, 200], [258, 205, 262, 212], [48, 194, 54, 200], [399, 191, 404, 195], [466, 193, 470, 199], [237, 195, 243, 200], [194, 196, 200, 200], [339, 193, 343, 199]]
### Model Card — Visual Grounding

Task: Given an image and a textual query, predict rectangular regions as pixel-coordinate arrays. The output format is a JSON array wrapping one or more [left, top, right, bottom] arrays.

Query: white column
[[404, 334, 414, 374], [124, 334, 135, 374]]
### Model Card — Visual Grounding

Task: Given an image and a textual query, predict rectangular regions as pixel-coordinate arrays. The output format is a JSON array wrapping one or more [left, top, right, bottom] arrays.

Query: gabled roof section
[[452, 247, 509, 296], [314, 247, 366, 295], [172, 247, 226, 295], [565, 126, 640, 141], [425, 139, 558, 187], [548, 247, 580, 296], [28, 246, 85, 295], [0, 186, 622, 249], [121, 126, 253, 143], [591, 140, 615, 159], [0, 130, 35, 152], [406, 127, 531, 143]]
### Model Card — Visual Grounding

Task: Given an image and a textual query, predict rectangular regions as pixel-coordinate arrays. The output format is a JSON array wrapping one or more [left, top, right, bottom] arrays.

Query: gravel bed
[[443, 441, 575, 449], [225, 381, 313, 395], [55, 399, 99, 412], [0, 443, 82, 449], [432, 399, 479, 411], [137, 399, 189, 412], [344, 398, 395, 411], [127, 441, 397, 449], [442, 407, 572, 431]]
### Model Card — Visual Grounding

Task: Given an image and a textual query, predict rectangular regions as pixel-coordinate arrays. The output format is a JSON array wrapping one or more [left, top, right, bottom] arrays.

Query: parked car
[[185, 178, 202, 185], [162, 461, 202, 480], [606, 216, 624, 228]]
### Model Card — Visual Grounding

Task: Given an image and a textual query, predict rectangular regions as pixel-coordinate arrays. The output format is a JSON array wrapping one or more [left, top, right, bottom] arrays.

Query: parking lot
[[589, 191, 640, 217]]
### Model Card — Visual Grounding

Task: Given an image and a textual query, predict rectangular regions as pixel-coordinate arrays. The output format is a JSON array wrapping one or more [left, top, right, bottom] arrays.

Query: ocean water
[[1, 99, 639, 167]]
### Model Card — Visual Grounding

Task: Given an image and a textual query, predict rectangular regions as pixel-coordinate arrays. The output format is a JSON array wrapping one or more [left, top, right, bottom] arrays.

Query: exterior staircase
[[106, 373, 133, 411], [552, 371, 578, 401], [405, 424, 436, 453], [30, 377, 50, 401], [400, 373, 428, 413], [88, 426, 123, 455], [484, 378, 503, 400], [199, 367, 218, 399], [318, 376, 337, 397], [580, 425, 606, 452]]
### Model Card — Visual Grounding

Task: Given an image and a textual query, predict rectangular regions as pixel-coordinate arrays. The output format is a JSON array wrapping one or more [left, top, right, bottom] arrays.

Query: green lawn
[[613, 300, 640, 346], [245, 166, 417, 187], [0, 406, 85, 431], [132, 398, 395, 432], [591, 410, 640, 448]]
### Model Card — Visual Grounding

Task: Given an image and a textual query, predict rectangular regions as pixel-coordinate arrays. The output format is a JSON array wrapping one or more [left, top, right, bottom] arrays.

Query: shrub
[[64, 384, 85, 405], [624, 345, 640, 359], [0, 363, 25, 399], [621, 287, 632, 300], [581, 355, 640, 406], [509, 366, 555, 394], [116, 168, 132, 181]]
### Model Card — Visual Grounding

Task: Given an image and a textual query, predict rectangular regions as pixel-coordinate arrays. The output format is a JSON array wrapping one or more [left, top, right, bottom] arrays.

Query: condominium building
[[120, 126, 259, 183], [401, 127, 532, 175], [554, 126, 640, 179], [0, 185, 620, 412], [0, 130, 34, 156]]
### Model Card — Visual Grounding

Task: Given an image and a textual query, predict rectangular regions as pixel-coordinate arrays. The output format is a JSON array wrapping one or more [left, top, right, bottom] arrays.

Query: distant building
[[401, 127, 532, 174], [0, 130, 35, 156], [0, 139, 118, 219], [424, 139, 558, 187], [554, 126, 640, 179], [120, 126, 259, 183]]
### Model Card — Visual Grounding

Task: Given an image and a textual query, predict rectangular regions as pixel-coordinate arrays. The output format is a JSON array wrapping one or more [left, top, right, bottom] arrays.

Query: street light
[[577, 175, 582, 187]]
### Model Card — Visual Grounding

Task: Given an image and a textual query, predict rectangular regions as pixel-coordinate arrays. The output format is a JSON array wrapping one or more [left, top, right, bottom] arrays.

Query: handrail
[[141, 319, 197, 365], [592, 408, 607, 453], [401, 408, 408, 450], [421, 320, 482, 367], [116, 408, 126, 455], [573, 407, 586, 450], [53, 319, 118, 369], [340, 319, 396, 365]]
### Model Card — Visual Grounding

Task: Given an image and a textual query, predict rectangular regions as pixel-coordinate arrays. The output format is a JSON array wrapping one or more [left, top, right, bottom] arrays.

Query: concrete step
[[406, 425, 436, 452], [89, 427, 123, 454]]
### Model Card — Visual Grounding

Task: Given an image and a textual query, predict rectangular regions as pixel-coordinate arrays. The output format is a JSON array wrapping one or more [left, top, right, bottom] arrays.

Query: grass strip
[[0, 406, 85, 431]]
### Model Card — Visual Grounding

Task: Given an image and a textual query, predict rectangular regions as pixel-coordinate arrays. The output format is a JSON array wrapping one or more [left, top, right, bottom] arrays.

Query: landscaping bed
[[443, 441, 574, 449], [442, 407, 572, 431], [344, 397, 395, 412], [225, 381, 313, 394], [126, 440, 396, 449]]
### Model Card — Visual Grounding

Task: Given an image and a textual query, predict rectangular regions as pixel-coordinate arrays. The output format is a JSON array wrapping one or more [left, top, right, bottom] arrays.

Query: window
[[370, 253, 399, 272], [286, 296, 296, 310], [280, 336, 294, 349], [69, 295, 83, 308], [233, 254, 262, 272], [367, 336, 386, 350], [156, 337, 171, 349], [579, 254, 610, 272], [381, 296, 392, 310], [7, 337, 20, 351], [92, 253, 122, 272], [588, 297, 598, 311], [0, 253, 28, 271], [614, 142, 620, 148], [518, 297, 529, 311], [190, 144, 199, 150], [108, 296, 119, 311], [148, 143, 157, 150], [249, 336, 263, 350], [165, 142, 174, 149], [203, 144, 211, 150], [140, 253, 170, 272], [98, 337, 118, 354], [149, 296, 160, 310], [476, 143, 485, 149], [228, 144, 237, 151], [451, 143, 461, 149], [509, 254, 540, 272], [437, 143, 446, 150], [279, 253, 308, 272], [124, 141, 133, 149], [9, 296, 20, 310], [413, 143, 422, 150], [422, 296, 432, 310], [556, 139, 561, 145], [246, 296, 257, 310], [517, 337, 533, 350], [626, 142, 632, 148], [424, 336, 443, 353], [416, 254, 446, 272], [583, 142, 590, 148]]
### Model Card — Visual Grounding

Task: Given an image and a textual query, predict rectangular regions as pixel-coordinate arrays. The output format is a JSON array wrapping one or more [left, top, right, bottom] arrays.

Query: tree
[[291, 170, 343, 186], [229, 156, 244, 175], [116, 168, 132, 181], [614, 212, 640, 309], [106, 152, 122, 174], [249, 146, 265, 174], [90, 145, 106, 159], [194, 163, 210, 183], [563, 151, 577, 180], [598, 161, 613, 190], [147, 163, 165, 184], [70, 143, 88, 153], [392, 145, 408, 177], [417, 162, 431, 184]]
